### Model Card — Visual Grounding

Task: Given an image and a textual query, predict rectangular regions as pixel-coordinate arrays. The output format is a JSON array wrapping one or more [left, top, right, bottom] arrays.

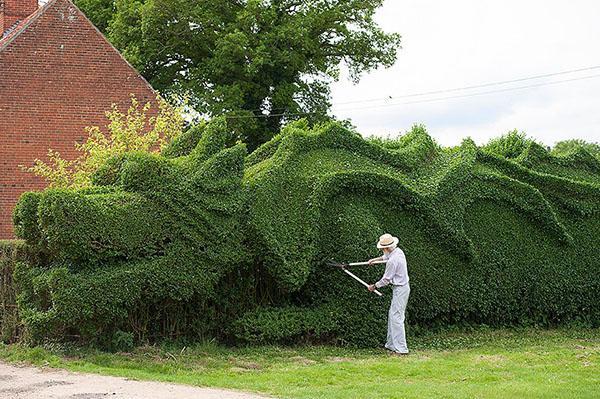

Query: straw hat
[[377, 233, 399, 249]]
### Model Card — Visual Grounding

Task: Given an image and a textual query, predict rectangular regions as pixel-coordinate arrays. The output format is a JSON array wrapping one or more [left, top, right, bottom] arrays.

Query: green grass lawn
[[1, 328, 598, 399]]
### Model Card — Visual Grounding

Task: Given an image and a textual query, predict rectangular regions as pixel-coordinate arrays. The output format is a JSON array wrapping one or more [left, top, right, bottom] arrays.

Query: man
[[368, 233, 410, 355]]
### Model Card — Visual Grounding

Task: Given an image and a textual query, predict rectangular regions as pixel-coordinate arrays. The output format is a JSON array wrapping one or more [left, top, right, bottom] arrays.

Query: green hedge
[[238, 122, 599, 345], [0, 240, 36, 343], [12, 119, 600, 347], [14, 118, 249, 343]]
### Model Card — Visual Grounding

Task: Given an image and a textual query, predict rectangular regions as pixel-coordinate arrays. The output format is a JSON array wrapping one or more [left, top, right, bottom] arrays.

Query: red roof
[[0, 0, 53, 50]]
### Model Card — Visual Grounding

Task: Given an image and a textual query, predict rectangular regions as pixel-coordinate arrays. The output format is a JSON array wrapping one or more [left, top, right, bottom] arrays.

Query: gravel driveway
[[0, 361, 270, 399]]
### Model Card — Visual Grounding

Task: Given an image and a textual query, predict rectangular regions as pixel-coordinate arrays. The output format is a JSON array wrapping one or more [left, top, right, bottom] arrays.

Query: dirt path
[[0, 361, 271, 399]]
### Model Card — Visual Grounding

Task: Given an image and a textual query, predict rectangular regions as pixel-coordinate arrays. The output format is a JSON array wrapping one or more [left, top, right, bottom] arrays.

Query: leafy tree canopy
[[76, 0, 115, 32], [75, 0, 401, 150]]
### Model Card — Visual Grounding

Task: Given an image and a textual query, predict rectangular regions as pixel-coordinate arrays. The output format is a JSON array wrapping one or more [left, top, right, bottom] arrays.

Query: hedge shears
[[327, 260, 386, 297]]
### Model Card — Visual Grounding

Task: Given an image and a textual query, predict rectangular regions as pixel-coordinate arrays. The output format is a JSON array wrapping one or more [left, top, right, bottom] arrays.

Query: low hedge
[[12, 119, 600, 347]]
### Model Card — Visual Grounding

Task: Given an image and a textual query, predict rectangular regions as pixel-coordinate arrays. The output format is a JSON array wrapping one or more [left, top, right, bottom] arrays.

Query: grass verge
[[0, 328, 598, 398]]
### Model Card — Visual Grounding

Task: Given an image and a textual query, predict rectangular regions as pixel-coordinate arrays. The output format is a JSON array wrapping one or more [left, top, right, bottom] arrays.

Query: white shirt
[[375, 247, 409, 288]]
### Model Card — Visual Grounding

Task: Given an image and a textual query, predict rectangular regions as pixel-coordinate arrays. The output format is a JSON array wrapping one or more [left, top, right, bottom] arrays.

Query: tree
[[75, 0, 114, 32], [75, 0, 401, 151]]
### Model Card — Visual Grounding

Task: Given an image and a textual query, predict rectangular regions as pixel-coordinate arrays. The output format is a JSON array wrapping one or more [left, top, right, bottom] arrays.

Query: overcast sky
[[330, 0, 600, 147]]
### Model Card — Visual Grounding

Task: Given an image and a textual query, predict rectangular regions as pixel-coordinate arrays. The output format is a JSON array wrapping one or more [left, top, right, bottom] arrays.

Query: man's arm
[[374, 259, 396, 288], [368, 255, 386, 265]]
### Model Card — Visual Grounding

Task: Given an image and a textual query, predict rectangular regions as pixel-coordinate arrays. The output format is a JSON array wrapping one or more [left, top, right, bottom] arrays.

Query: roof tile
[[0, 0, 53, 50]]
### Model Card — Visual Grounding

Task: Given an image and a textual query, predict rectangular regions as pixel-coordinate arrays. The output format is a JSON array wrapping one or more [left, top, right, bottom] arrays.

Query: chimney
[[1, 0, 38, 35]]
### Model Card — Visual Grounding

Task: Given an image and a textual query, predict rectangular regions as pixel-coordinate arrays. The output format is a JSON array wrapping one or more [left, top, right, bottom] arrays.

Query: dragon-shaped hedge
[[13, 119, 600, 346]]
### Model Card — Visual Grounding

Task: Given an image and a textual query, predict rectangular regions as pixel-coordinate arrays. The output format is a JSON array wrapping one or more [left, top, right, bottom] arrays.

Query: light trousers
[[385, 283, 410, 353]]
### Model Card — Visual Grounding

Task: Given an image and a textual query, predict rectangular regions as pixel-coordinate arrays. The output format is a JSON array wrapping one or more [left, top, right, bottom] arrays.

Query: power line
[[334, 73, 600, 112], [224, 72, 600, 119], [334, 64, 600, 106]]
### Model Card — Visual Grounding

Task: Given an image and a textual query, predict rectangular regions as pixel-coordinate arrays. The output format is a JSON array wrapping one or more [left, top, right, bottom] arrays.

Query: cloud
[[330, 0, 600, 146]]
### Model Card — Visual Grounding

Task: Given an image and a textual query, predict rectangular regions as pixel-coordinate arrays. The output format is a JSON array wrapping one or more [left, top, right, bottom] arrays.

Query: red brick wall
[[0, 0, 157, 238]]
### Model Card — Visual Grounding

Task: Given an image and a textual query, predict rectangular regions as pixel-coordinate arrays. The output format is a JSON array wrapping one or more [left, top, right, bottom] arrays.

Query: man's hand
[[367, 258, 379, 265], [368, 284, 376, 292]]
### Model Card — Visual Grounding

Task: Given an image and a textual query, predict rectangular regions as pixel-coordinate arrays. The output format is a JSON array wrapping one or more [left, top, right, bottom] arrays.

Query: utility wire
[[334, 73, 600, 112], [334, 64, 600, 106], [224, 72, 600, 119]]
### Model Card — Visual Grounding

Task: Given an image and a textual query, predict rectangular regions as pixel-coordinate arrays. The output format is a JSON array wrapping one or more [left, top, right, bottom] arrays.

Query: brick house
[[0, 0, 157, 238]]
